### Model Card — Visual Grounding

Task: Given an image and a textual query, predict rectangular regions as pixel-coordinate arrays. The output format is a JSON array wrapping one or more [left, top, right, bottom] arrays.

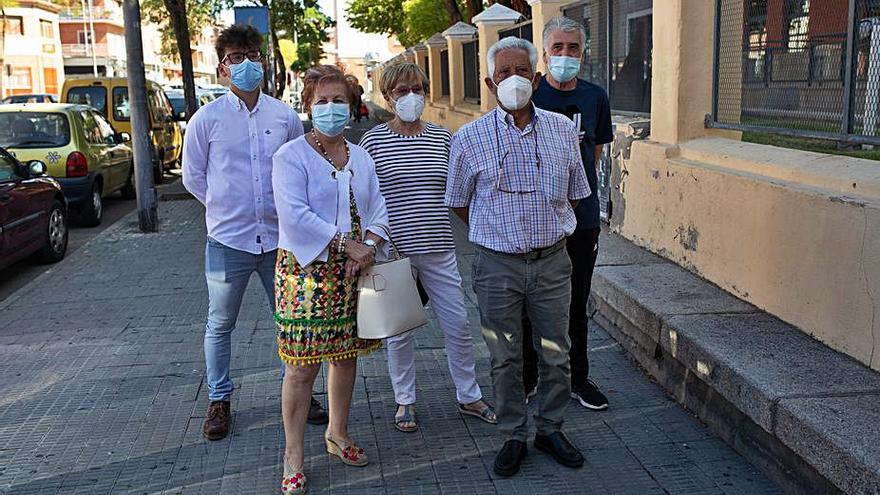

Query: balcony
[[59, 6, 123, 25], [62, 43, 126, 60]]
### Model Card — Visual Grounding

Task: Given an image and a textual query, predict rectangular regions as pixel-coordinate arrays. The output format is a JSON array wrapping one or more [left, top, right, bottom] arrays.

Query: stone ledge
[[678, 137, 880, 202], [593, 229, 880, 495]]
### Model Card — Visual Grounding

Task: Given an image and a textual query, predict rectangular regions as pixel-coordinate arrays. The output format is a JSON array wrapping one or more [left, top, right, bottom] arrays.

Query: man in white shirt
[[182, 24, 324, 441]]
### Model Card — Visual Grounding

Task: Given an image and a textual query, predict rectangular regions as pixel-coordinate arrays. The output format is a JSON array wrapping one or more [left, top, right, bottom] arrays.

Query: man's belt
[[478, 239, 566, 261]]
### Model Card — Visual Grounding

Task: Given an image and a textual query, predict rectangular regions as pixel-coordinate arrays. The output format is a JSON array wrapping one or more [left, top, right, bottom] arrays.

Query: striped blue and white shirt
[[445, 106, 590, 254]]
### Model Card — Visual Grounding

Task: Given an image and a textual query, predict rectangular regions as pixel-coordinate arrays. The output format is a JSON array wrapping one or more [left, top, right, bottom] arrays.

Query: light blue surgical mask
[[548, 56, 581, 83], [230, 59, 264, 92], [311, 102, 350, 137]]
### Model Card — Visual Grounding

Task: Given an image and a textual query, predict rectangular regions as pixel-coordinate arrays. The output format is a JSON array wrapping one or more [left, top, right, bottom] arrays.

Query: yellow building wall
[[372, 0, 880, 370], [614, 138, 880, 370], [613, 0, 880, 371]]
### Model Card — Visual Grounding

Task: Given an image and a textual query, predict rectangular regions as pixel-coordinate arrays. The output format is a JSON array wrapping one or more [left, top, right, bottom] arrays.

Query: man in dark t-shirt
[[522, 16, 614, 411]]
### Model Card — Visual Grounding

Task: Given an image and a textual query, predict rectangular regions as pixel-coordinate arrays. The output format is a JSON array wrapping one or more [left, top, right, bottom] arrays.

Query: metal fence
[[499, 21, 533, 42], [710, 0, 880, 145], [562, 0, 653, 114], [463, 39, 481, 102], [420, 54, 430, 85], [440, 49, 450, 96]]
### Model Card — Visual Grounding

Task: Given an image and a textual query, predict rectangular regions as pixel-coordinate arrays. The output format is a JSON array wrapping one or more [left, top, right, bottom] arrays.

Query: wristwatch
[[364, 238, 377, 253]]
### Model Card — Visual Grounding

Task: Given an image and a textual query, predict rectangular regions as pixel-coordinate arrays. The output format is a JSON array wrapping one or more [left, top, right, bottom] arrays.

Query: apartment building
[[1, 0, 65, 98], [58, 0, 127, 77]]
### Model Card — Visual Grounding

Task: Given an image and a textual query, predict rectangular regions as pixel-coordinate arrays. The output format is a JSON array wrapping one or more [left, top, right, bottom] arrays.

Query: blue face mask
[[230, 59, 264, 92], [548, 56, 581, 83], [311, 102, 350, 137]]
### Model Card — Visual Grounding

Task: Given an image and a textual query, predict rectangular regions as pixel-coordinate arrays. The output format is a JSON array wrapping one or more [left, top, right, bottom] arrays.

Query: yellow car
[[61, 77, 182, 183], [0, 103, 134, 226]]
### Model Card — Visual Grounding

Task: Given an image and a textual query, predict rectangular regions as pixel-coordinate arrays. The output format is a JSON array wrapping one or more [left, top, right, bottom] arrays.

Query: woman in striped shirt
[[360, 63, 496, 432]]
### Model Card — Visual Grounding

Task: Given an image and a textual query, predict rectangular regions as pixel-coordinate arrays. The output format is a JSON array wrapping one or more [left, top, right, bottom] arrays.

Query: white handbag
[[357, 228, 428, 340]]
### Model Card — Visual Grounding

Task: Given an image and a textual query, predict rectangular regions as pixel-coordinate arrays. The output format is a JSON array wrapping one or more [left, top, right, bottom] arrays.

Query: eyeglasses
[[494, 121, 541, 194], [223, 50, 262, 65], [390, 85, 424, 99]]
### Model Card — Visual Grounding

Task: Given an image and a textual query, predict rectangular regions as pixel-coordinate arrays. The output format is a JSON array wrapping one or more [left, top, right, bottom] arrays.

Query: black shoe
[[571, 380, 609, 410], [307, 396, 329, 425], [534, 432, 584, 468], [494, 440, 527, 477]]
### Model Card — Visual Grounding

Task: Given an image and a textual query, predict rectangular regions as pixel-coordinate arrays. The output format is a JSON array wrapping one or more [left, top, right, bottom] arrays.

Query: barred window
[[463, 39, 480, 103], [440, 49, 450, 97]]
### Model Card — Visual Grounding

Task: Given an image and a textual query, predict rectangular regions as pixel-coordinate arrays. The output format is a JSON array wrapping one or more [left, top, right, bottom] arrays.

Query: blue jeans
[[204, 237, 276, 401]]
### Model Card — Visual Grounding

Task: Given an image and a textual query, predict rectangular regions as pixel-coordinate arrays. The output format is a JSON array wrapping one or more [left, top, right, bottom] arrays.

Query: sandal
[[458, 400, 498, 425], [325, 432, 369, 467], [394, 404, 418, 433], [281, 458, 307, 494]]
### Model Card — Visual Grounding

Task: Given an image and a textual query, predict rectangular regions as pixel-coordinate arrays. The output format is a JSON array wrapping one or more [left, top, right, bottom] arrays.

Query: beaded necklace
[[312, 128, 350, 170]]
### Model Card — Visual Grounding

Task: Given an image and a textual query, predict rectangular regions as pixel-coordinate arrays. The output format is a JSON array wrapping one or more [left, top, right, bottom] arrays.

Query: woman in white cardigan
[[272, 65, 388, 495]]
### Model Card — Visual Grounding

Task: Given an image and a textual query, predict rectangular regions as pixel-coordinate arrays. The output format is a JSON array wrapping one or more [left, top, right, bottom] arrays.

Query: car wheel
[[37, 200, 68, 263], [121, 168, 136, 200], [80, 181, 103, 227]]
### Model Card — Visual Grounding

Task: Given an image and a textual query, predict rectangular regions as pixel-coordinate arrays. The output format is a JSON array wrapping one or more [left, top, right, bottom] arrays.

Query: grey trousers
[[471, 244, 573, 441]]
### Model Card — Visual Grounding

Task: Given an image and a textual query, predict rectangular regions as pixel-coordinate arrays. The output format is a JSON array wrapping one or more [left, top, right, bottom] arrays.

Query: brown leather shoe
[[307, 396, 328, 425], [203, 400, 230, 440]]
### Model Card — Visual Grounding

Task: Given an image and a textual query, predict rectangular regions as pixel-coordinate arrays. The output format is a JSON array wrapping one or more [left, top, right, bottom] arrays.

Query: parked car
[[0, 146, 68, 270], [2, 94, 58, 104], [61, 77, 182, 183], [165, 89, 215, 134], [0, 103, 134, 227]]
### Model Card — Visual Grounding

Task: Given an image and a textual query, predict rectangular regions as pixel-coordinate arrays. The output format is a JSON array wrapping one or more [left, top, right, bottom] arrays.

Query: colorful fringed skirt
[[274, 202, 382, 365]]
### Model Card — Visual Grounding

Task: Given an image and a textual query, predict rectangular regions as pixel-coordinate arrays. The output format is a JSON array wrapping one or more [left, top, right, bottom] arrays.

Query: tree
[[266, 0, 333, 93], [346, 0, 405, 43], [465, 0, 482, 20], [401, 0, 459, 47], [347, 0, 466, 47], [489, 0, 529, 18], [141, 0, 223, 120]]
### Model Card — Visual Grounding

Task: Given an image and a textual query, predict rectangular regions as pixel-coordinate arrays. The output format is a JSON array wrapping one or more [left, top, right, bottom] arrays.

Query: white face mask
[[394, 92, 425, 122], [495, 75, 533, 111]]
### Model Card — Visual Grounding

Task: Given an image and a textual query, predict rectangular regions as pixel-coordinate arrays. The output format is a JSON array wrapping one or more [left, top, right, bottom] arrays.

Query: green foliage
[[141, 0, 224, 59], [271, 0, 334, 72], [347, 0, 464, 47], [401, 0, 456, 46], [346, 0, 405, 41]]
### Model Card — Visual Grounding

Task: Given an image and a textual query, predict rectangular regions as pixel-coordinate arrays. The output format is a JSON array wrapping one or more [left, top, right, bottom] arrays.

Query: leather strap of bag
[[372, 224, 402, 261]]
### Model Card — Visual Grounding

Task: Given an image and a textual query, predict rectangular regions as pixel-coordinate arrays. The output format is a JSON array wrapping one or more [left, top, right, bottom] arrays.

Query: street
[[0, 114, 782, 494]]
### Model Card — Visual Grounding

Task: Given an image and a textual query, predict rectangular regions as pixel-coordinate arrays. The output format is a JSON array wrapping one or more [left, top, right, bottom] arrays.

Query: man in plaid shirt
[[445, 36, 590, 477]]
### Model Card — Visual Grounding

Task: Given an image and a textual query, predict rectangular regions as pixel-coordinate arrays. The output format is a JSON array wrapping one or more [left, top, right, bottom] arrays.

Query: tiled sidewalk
[[0, 197, 781, 495]]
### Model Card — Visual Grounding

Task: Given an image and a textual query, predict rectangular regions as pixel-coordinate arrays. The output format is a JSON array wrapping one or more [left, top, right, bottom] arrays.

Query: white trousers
[[385, 250, 482, 405]]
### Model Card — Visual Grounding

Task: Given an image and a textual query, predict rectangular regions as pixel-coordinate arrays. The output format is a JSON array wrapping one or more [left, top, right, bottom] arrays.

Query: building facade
[[1, 0, 65, 97], [319, 0, 404, 90], [58, 0, 126, 77], [162, 25, 220, 86]]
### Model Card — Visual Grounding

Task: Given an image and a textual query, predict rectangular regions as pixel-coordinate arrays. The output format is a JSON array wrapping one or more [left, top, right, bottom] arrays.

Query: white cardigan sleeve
[[273, 146, 338, 267], [359, 151, 390, 243]]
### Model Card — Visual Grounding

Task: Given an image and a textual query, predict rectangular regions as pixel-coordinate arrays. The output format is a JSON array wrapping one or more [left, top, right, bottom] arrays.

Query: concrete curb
[[592, 230, 880, 495]]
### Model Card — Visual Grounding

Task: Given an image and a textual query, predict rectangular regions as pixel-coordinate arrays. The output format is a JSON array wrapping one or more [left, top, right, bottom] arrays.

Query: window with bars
[[710, 0, 880, 145], [440, 49, 450, 97], [463, 39, 480, 103], [561, 0, 653, 114], [40, 19, 53, 39], [785, 0, 811, 51], [499, 21, 533, 42]]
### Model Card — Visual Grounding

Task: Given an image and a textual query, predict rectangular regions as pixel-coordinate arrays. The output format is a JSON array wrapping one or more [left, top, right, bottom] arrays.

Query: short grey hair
[[542, 16, 587, 53], [487, 37, 538, 77]]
